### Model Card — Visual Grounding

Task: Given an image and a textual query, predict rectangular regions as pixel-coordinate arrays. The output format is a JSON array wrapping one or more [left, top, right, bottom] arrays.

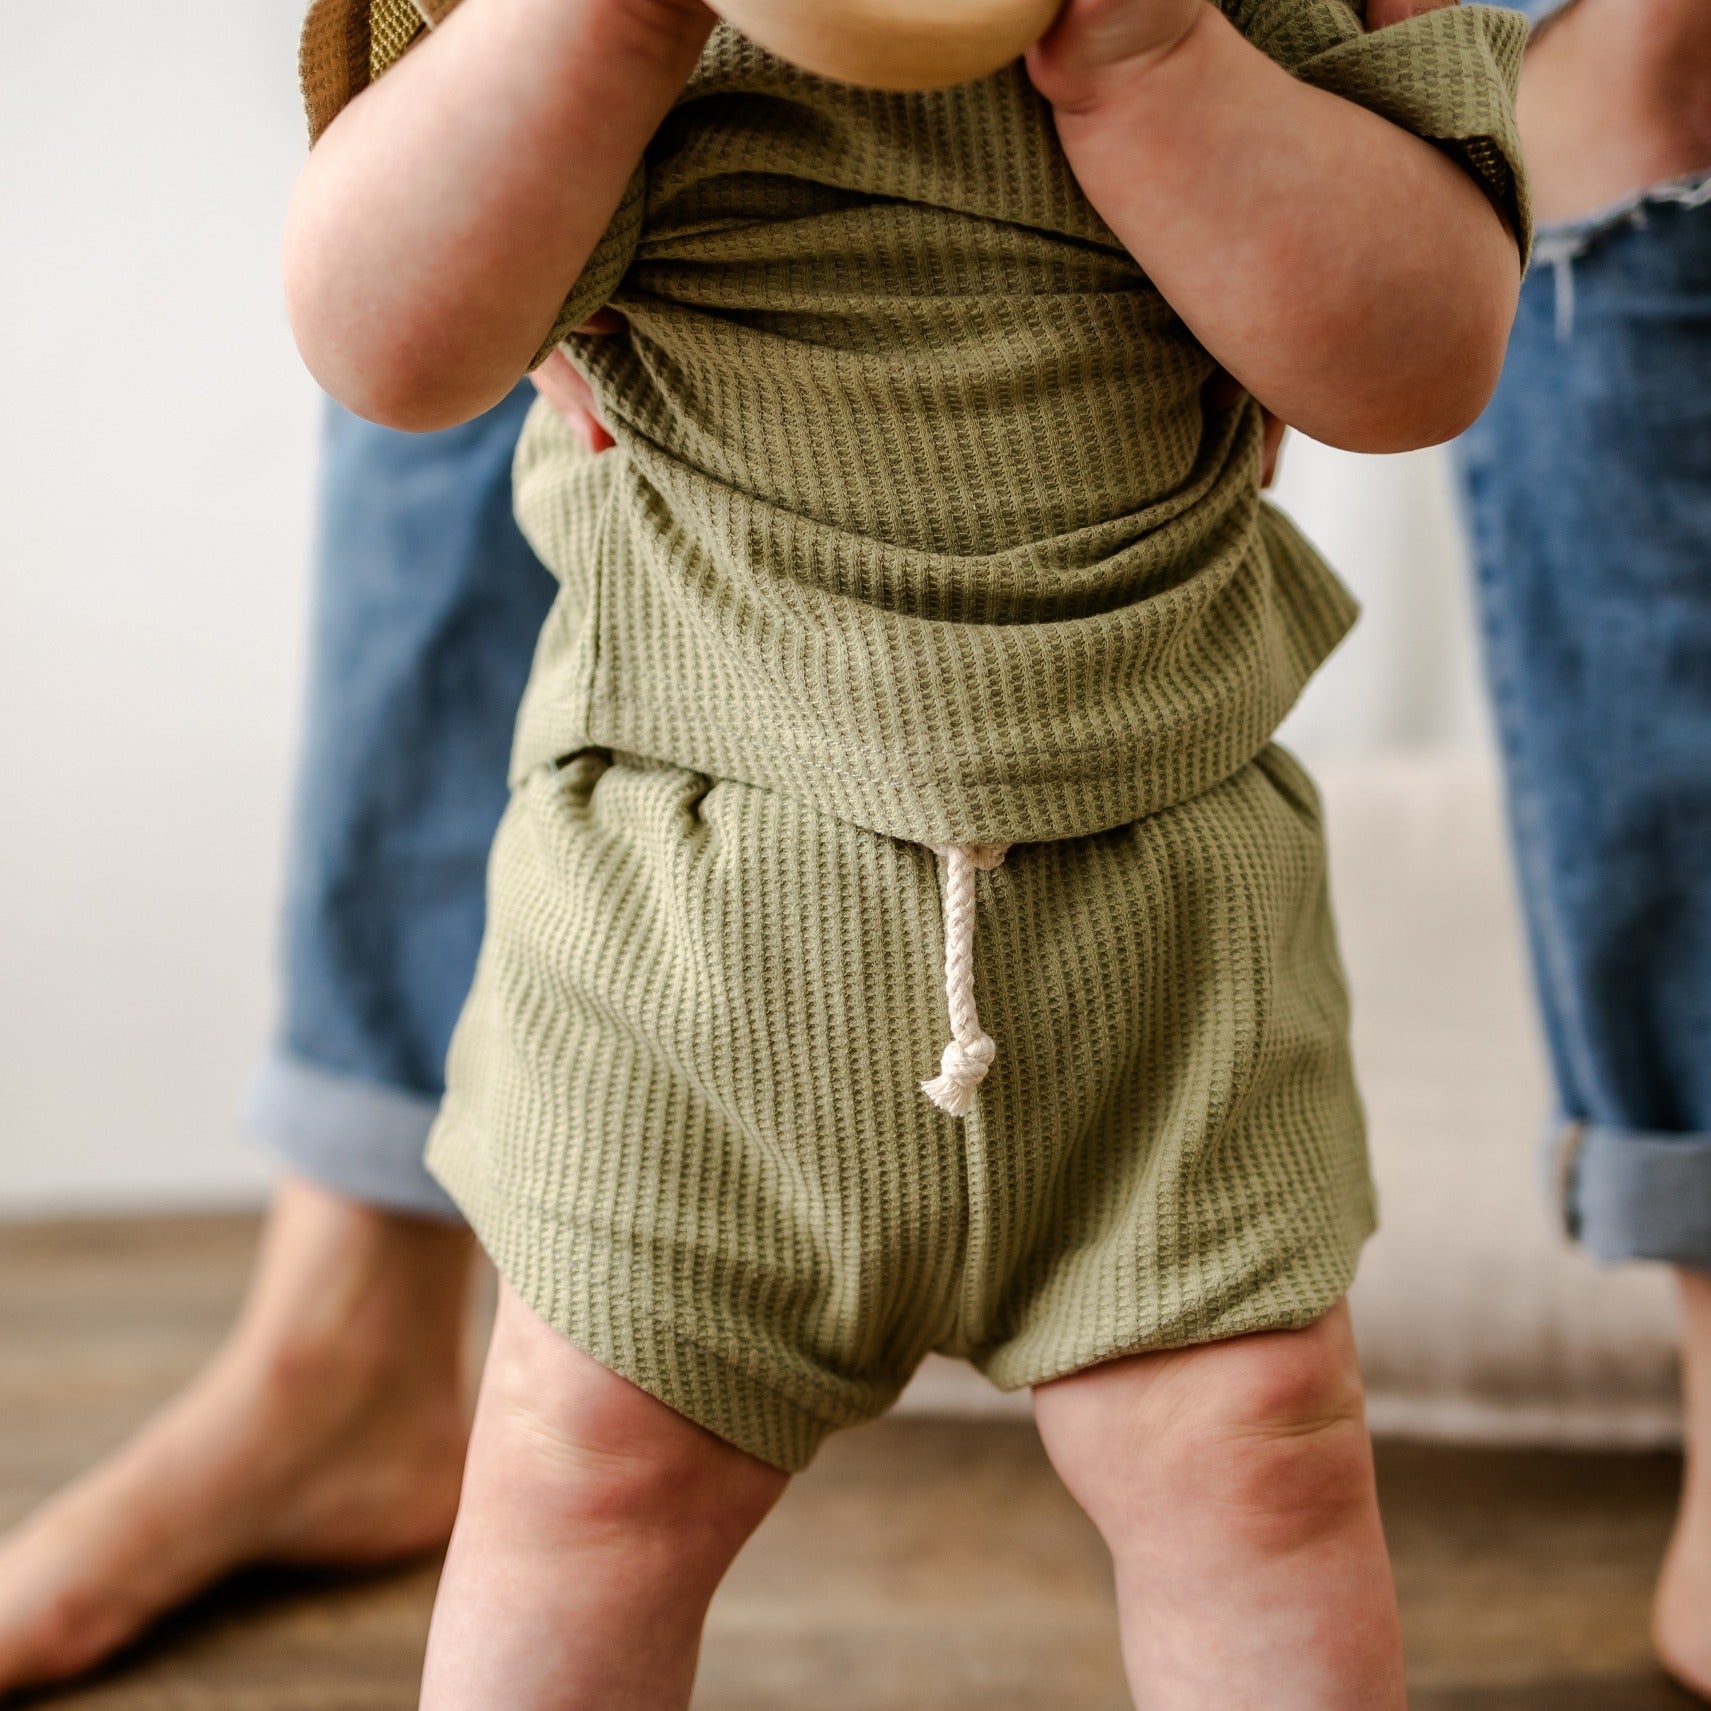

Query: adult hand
[[529, 310, 624, 452], [1364, 0, 1457, 24], [1202, 366, 1287, 487], [1516, 0, 1711, 226]]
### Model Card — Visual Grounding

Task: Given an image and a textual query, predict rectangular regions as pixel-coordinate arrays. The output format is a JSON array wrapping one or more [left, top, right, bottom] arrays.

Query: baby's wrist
[[610, 0, 717, 46], [482, 0, 712, 76], [1027, 0, 1209, 120], [538, 0, 714, 79]]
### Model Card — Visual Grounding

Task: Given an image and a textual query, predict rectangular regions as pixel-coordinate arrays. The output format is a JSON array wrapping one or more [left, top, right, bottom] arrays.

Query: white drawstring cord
[[920, 843, 1010, 1118]]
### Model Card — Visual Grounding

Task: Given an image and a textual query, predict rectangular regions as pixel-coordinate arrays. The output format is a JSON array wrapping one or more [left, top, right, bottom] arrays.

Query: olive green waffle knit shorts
[[427, 745, 1376, 1472]]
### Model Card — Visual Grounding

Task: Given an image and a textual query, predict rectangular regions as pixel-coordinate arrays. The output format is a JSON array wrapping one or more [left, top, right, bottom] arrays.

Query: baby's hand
[[1026, 0, 1205, 113]]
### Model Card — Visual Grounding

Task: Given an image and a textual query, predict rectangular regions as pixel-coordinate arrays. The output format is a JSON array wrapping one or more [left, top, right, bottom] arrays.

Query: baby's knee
[[1038, 1305, 1373, 1553], [1190, 1334, 1373, 1551], [468, 1286, 785, 1555]]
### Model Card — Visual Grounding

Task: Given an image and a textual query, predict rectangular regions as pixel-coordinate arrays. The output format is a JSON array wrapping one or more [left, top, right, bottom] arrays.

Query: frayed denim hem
[[1533, 171, 1711, 337]]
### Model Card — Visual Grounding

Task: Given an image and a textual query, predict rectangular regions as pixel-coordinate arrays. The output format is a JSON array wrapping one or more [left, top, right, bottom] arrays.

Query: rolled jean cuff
[[244, 1050, 462, 1223], [1554, 1121, 1711, 1268]]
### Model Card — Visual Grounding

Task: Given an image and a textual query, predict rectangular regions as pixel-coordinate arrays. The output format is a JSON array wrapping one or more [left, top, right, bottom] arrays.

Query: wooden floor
[[0, 1216, 1701, 1711]]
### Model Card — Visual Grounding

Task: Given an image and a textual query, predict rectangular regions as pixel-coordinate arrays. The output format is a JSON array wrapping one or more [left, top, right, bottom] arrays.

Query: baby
[[285, 0, 1527, 1704]]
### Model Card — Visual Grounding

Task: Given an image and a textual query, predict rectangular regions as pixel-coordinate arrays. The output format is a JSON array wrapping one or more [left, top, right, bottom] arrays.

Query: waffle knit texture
[[294, 0, 1521, 1464], [430, 746, 1374, 1471], [301, 0, 1529, 847]]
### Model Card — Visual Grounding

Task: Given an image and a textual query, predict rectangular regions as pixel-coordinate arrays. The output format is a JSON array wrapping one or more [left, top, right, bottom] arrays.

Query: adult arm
[[1519, 0, 1711, 224]]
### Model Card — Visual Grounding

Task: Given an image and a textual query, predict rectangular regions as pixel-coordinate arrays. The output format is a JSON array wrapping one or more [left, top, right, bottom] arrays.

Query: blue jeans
[[1454, 179, 1711, 1266], [246, 385, 554, 1218]]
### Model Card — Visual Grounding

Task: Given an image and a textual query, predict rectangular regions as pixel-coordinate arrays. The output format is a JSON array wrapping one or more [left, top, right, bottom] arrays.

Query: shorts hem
[[1553, 1120, 1711, 1269], [975, 1196, 1377, 1394], [427, 1117, 880, 1473]]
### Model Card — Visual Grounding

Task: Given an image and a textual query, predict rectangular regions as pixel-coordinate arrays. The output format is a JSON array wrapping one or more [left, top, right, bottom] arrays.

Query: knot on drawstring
[[923, 1035, 997, 1118], [920, 843, 1010, 1118]]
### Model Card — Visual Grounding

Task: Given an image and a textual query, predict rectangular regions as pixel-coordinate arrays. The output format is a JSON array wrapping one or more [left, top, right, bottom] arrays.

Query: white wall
[[1, 3, 319, 1213]]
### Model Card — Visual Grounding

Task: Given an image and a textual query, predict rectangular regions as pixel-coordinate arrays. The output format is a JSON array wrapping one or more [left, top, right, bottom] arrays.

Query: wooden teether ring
[[707, 0, 1064, 90]]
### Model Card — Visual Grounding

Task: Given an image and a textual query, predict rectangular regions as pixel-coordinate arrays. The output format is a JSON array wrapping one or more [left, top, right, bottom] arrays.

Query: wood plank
[[0, 1216, 1696, 1709]]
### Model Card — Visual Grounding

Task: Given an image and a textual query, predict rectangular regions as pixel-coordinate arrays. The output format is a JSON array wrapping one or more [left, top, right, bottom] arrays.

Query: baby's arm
[[1030, 0, 1523, 452], [284, 0, 713, 430]]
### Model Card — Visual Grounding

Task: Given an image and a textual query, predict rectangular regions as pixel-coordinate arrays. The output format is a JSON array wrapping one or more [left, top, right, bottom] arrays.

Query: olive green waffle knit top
[[301, 0, 1528, 847]]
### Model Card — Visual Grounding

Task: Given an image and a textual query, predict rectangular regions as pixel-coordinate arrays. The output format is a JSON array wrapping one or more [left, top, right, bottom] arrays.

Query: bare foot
[[0, 1177, 478, 1696], [1654, 1269, 1711, 1704], [1655, 1519, 1711, 1702]]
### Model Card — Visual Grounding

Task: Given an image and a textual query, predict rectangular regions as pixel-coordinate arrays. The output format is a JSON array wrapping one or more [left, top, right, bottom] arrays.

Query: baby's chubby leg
[[1034, 1302, 1405, 1711], [420, 1283, 787, 1711]]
